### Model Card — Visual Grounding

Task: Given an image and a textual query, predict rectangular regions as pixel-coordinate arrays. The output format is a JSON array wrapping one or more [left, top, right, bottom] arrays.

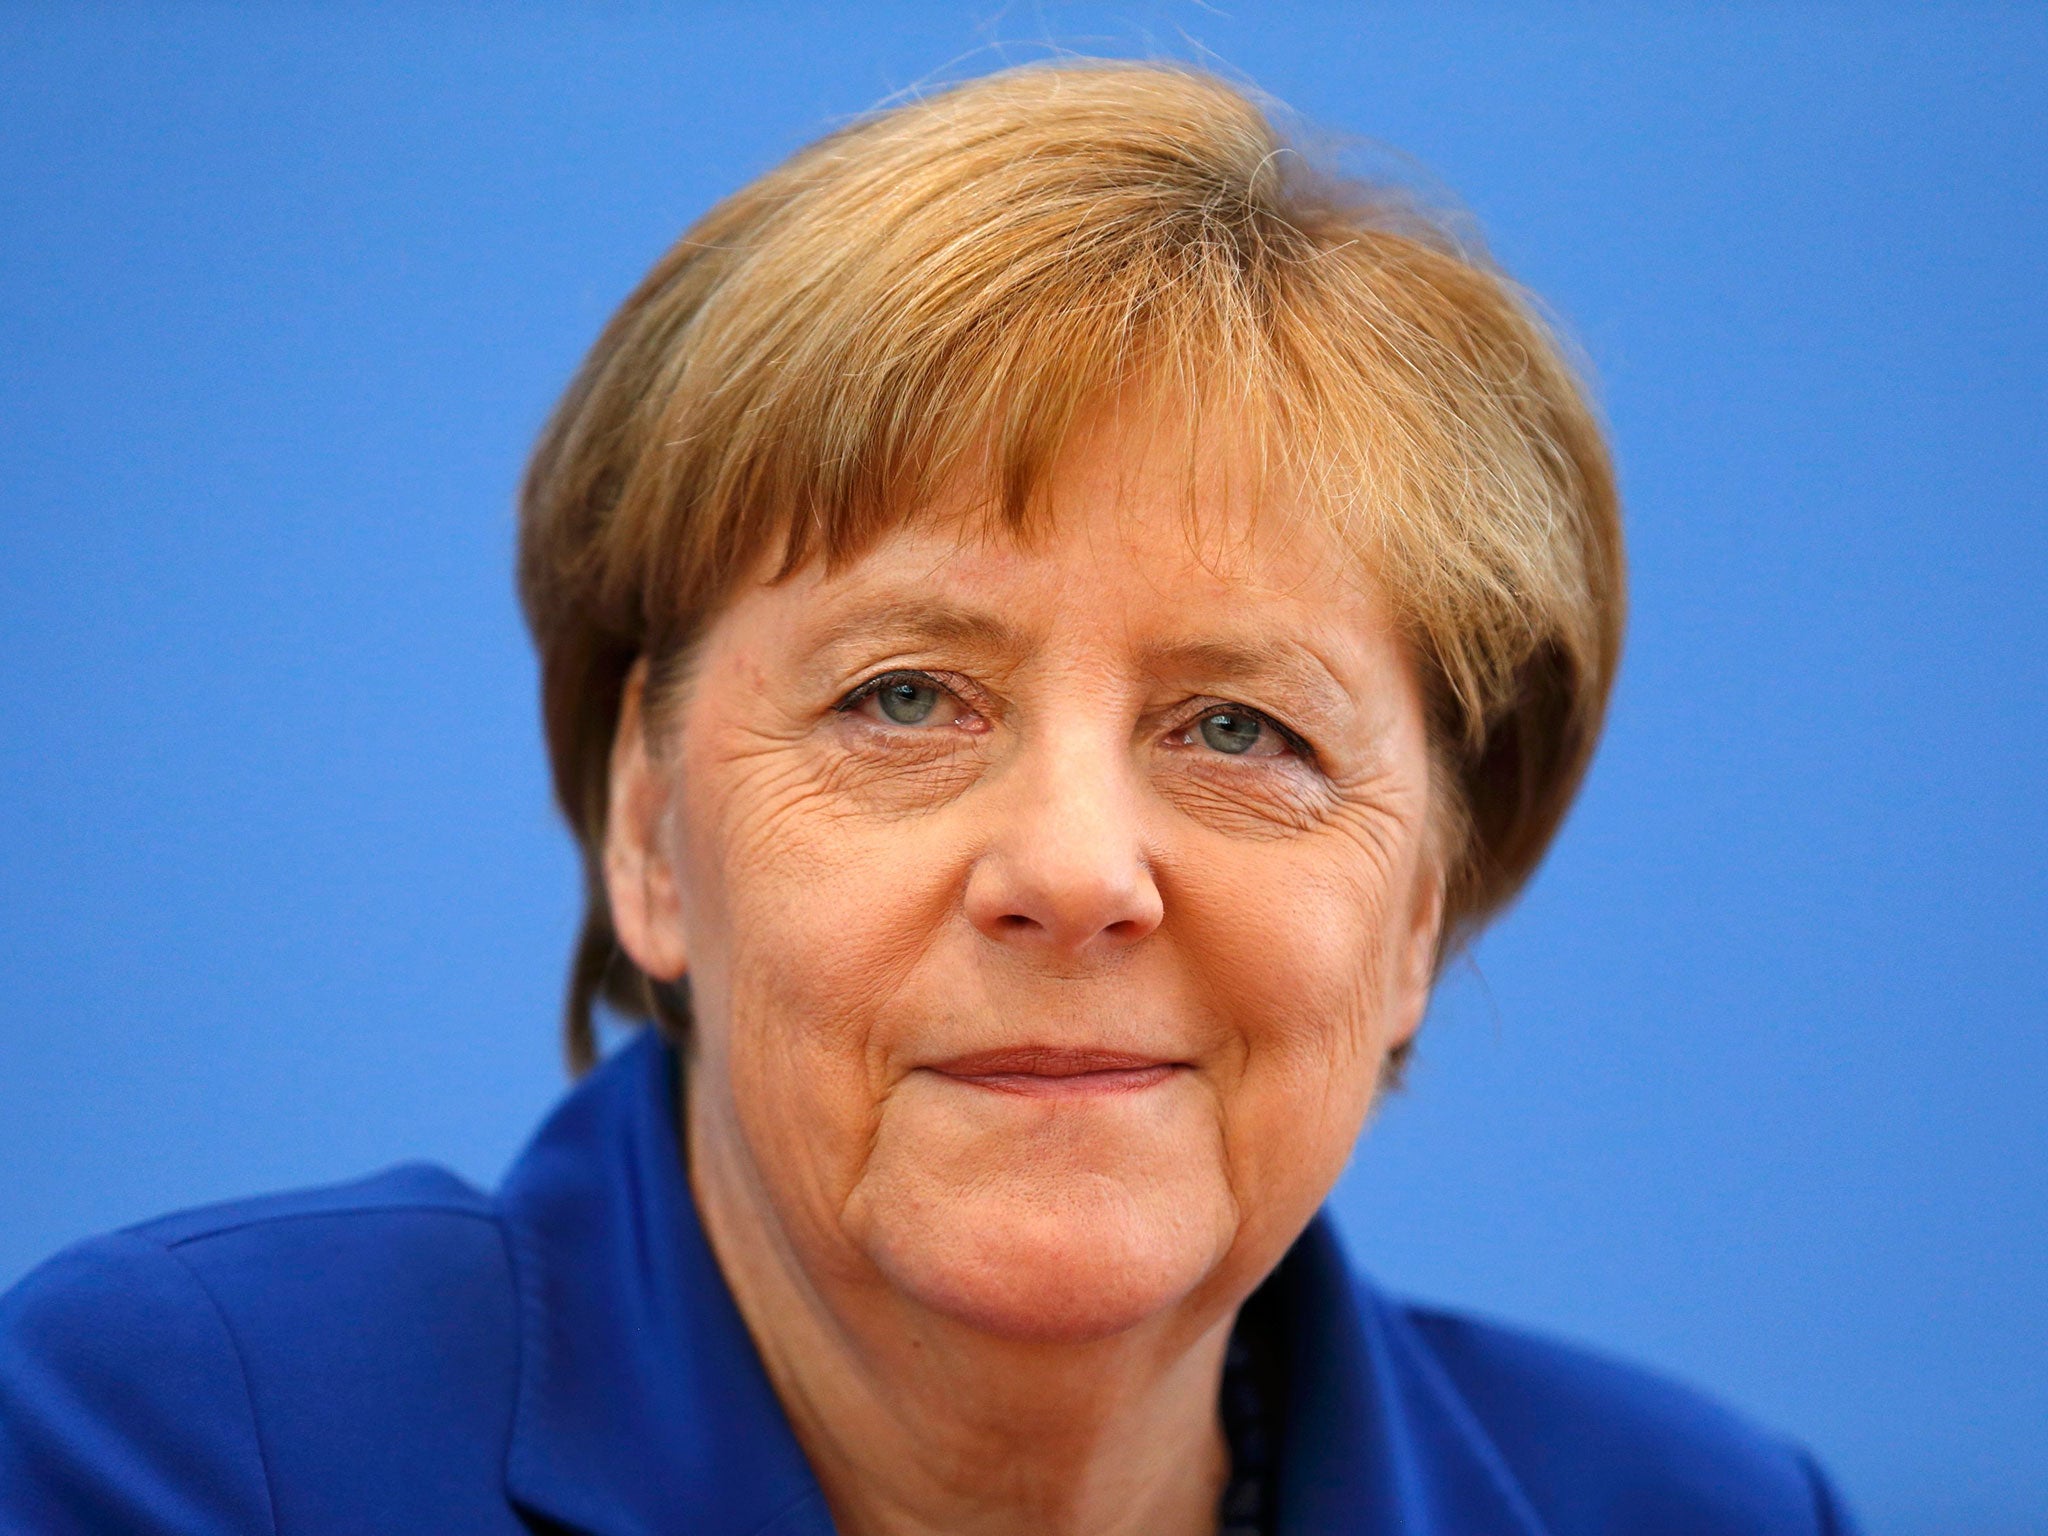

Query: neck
[[688, 1095, 1235, 1536]]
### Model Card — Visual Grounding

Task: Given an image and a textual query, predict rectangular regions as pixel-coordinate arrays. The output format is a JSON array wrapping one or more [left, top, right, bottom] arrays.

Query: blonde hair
[[519, 61, 1625, 1073]]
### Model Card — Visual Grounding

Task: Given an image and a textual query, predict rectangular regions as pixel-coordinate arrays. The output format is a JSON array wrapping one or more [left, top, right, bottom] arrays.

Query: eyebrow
[[805, 599, 1026, 659], [1136, 636, 1353, 713]]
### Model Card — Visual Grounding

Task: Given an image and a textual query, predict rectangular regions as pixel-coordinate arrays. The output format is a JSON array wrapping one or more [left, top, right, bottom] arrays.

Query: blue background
[[2, 5, 2042, 1531]]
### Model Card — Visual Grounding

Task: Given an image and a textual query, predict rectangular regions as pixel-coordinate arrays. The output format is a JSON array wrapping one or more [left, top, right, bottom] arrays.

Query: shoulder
[[1391, 1300, 1858, 1535], [0, 1164, 524, 1534], [21, 1162, 513, 1351]]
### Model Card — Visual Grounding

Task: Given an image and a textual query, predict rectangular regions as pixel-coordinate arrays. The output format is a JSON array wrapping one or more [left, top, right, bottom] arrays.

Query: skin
[[605, 410, 1447, 1536]]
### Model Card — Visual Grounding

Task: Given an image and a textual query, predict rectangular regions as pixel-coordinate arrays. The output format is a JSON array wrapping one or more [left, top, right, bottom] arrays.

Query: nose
[[962, 739, 1164, 957]]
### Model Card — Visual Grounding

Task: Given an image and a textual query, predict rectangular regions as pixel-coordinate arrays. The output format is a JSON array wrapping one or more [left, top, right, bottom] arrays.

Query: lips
[[924, 1047, 1184, 1098]]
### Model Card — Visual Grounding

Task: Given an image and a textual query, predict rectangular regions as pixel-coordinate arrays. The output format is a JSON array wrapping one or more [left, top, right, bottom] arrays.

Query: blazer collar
[[497, 1031, 1547, 1536]]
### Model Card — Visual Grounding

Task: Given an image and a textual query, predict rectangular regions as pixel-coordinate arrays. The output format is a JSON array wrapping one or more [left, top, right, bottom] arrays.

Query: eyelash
[[834, 669, 1317, 765], [835, 669, 979, 716]]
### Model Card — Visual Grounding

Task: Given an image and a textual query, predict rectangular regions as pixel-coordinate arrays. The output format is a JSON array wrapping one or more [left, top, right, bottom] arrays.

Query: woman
[[0, 62, 1856, 1535]]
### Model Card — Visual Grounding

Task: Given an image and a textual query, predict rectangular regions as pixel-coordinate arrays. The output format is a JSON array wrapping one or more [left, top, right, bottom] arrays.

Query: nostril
[[996, 913, 1037, 931]]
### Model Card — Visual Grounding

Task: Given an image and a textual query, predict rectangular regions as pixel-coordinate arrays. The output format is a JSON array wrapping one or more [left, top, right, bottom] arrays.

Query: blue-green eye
[[1198, 710, 1266, 755], [876, 678, 940, 724], [841, 671, 965, 729]]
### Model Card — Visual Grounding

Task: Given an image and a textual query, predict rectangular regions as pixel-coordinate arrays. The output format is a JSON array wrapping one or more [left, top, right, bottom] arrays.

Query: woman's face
[[609, 416, 1445, 1346]]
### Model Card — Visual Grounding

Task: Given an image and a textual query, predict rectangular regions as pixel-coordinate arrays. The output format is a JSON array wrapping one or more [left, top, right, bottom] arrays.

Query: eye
[[1198, 710, 1264, 755], [1175, 706, 1306, 761], [875, 677, 940, 724], [838, 670, 974, 730]]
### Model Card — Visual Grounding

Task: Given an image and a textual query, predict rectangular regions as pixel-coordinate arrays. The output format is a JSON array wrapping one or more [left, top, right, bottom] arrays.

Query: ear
[[604, 659, 691, 983], [1386, 851, 1447, 1058]]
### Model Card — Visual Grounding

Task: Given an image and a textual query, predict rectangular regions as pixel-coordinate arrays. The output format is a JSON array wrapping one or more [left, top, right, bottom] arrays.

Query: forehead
[[815, 402, 1384, 625]]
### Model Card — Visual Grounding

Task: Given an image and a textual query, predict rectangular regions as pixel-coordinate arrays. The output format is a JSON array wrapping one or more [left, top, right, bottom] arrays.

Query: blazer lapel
[[498, 1033, 834, 1536], [1274, 1219, 1553, 1536]]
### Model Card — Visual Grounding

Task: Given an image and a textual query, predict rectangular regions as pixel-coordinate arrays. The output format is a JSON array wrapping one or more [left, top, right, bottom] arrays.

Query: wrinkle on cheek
[[838, 1072, 910, 1234], [1153, 768, 1334, 839], [816, 740, 989, 818], [683, 732, 868, 881], [722, 939, 916, 1225], [1321, 770, 1431, 897]]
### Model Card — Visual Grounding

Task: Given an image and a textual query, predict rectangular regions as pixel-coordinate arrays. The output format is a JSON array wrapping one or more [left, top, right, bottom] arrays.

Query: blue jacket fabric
[[0, 1033, 1858, 1535]]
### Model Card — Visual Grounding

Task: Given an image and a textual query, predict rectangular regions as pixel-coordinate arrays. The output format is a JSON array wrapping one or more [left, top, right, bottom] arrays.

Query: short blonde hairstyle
[[519, 61, 1625, 1073]]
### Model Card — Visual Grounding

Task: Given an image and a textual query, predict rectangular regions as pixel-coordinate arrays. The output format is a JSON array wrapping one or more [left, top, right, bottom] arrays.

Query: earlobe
[[604, 661, 691, 982]]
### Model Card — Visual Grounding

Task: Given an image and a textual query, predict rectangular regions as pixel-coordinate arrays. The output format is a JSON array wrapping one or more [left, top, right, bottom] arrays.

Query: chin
[[837, 1075, 1243, 1341], [849, 1175, 1238, 1345]]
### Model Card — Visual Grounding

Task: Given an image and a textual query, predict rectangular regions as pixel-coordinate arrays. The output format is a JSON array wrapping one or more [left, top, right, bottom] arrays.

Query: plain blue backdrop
[[2, 5, 2042, 1532]]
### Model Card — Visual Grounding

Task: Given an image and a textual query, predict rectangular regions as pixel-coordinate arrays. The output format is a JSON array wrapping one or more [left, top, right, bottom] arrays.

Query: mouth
[[923, 1047, 1187, 1098]]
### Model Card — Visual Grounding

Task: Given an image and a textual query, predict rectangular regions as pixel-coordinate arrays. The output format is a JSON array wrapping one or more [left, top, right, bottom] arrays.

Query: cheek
[[676, 732, 930, 996], [1166, 825, 1420, 1247], [669, 733, 966, 1202]]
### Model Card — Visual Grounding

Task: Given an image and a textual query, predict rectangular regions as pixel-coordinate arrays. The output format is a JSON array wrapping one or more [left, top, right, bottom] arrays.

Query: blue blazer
[[0, 1033, 1857, 1534]]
